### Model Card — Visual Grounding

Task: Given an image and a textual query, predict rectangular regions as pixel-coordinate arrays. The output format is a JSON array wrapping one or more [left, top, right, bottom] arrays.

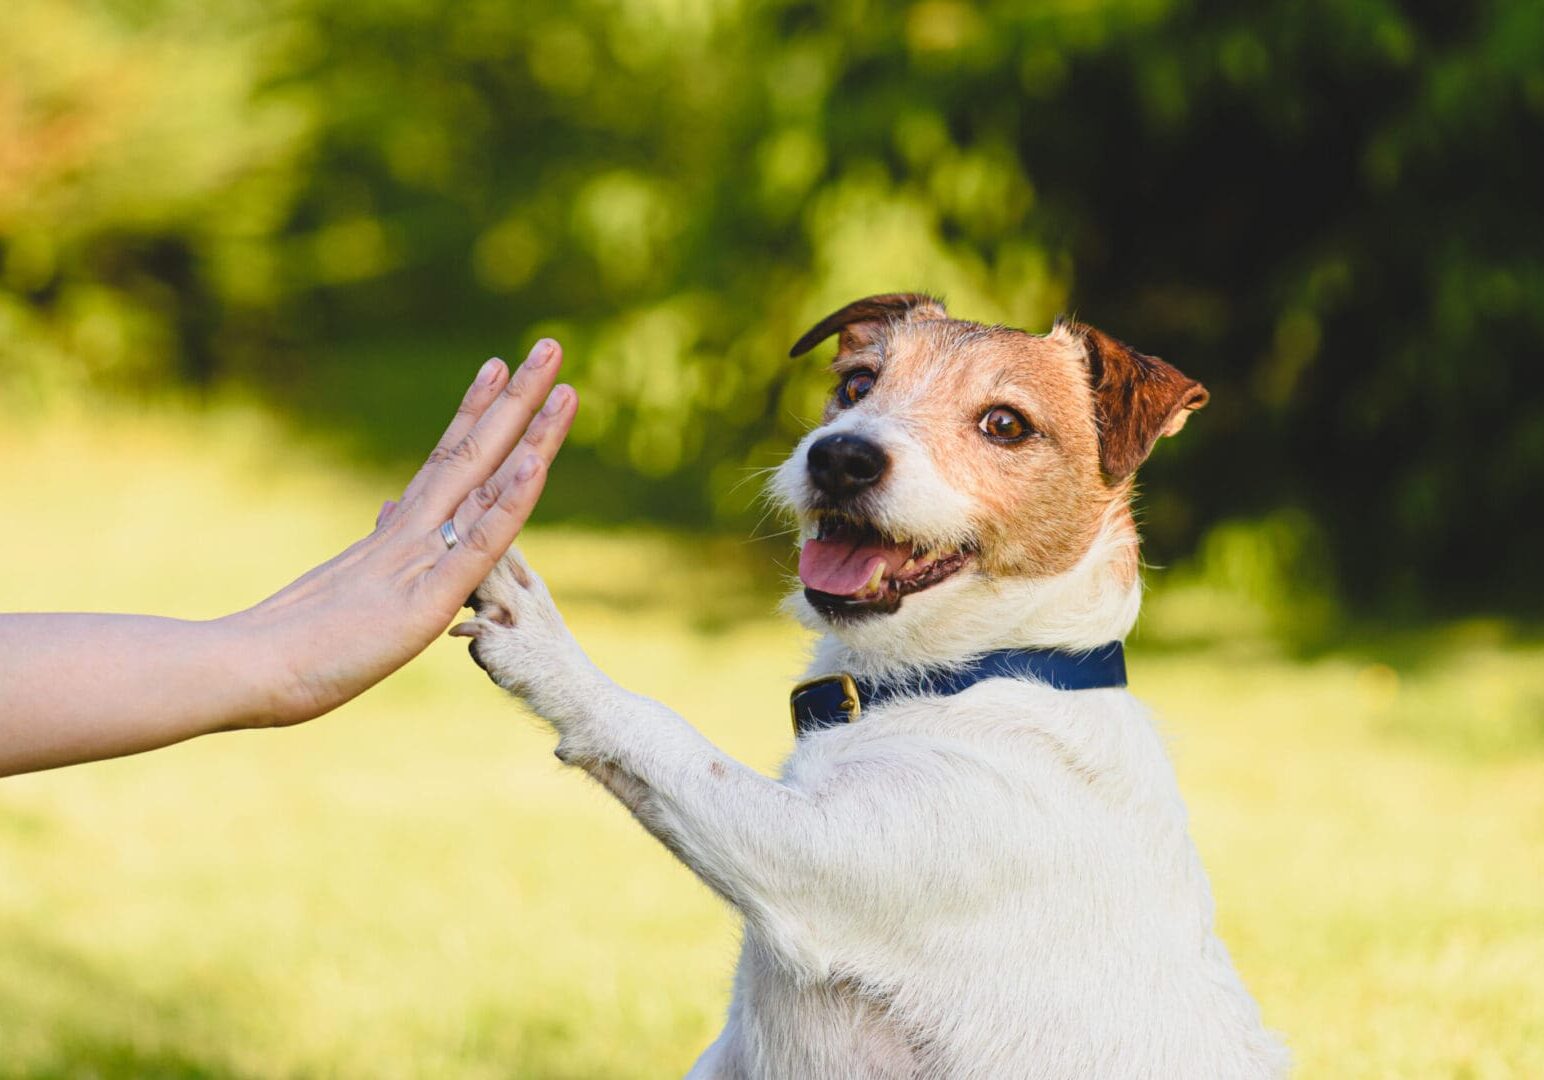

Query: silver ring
[[439, 519, 460, 550]]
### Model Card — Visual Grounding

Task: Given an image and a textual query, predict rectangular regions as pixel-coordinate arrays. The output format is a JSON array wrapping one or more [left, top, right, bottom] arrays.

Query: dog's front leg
[[455, 548, 817, 904], [457, 549, 976, 977]]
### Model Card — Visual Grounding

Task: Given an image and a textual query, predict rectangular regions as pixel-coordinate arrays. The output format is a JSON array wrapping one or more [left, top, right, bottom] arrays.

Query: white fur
[[458, 405, 1288, 1078]]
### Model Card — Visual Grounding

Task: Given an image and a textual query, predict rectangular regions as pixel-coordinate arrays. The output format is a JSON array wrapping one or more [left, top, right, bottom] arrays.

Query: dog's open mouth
[[798, 515, 974, 618]]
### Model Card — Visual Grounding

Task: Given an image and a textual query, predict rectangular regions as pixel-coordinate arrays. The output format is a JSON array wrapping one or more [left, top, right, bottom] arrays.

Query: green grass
[[2, 405, 1542, 1078]]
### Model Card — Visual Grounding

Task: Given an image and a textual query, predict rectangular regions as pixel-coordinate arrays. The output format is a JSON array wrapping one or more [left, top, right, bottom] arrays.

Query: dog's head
[[771, 293, 1207, 667]]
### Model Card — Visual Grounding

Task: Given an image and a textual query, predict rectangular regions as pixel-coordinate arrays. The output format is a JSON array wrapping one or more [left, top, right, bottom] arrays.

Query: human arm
[[0, 339, 577, 777]]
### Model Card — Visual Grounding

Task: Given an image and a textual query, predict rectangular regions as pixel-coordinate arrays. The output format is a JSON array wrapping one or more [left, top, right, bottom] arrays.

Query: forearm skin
[[0, 612, 282, 777]]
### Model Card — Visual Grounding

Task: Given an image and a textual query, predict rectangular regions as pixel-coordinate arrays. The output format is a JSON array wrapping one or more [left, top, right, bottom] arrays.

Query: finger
[[428, 389, 577, 598], [375, 499, 399, 529], [406, 339, 563, 526], [510, 382, 578, 470], [397, 356, 511, 510], [430, 455, 551, 599], [443, 383, 576, 550]]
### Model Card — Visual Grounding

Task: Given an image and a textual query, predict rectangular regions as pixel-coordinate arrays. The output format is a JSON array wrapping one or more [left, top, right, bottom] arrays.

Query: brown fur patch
[[790, 293, 949, 359], [1071, 324, 1209, 482], [835, 320, 1113, 580]]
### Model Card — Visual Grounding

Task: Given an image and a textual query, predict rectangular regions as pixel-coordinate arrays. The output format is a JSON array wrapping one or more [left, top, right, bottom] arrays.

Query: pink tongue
[[799, 535, 913, 596]]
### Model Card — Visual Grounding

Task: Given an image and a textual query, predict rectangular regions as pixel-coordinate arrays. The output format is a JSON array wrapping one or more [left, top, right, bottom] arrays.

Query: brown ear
[[789, 293, 948, 358], [1073, 323, 1209, 482]]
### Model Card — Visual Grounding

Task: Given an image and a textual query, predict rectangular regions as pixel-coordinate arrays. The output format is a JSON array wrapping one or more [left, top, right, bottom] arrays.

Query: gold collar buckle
[[789, 672, 862, 736]]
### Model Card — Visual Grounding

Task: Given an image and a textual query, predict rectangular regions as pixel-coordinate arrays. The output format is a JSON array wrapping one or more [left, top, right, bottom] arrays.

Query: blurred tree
[[0, 0, 304, 393], [2, 0, 1540, 614]]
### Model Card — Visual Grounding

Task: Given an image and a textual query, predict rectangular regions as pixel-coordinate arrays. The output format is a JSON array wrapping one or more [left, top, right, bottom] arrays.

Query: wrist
[[205, 607, 304, 730]]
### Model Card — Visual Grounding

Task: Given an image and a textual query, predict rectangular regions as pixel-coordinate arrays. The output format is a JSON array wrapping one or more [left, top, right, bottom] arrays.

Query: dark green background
[[3, 0, 1540, 616]]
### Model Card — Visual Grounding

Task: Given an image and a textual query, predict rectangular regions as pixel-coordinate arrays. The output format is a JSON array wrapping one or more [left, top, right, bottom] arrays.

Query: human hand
[[233, 339, 578, 726]]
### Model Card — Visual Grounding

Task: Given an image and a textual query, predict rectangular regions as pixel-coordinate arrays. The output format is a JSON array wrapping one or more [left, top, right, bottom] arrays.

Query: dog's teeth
[[901, 558, 916, 573], [864, 562, 886, 594]]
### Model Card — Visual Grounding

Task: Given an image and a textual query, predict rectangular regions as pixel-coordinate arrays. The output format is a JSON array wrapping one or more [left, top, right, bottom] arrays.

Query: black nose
[[807, 434, 889, 497]]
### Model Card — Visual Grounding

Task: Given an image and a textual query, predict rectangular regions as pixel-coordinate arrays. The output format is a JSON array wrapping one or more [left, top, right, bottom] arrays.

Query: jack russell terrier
[[453, 294, 1289, 1078]]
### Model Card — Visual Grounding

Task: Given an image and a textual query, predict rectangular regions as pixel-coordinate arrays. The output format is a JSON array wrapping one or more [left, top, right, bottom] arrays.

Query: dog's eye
[[979, 406, 1036, 443], [838, 369, 877, 407]]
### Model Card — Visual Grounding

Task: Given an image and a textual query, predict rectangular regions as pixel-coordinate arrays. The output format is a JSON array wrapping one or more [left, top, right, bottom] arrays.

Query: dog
[[453, 294, 1289, 1078]]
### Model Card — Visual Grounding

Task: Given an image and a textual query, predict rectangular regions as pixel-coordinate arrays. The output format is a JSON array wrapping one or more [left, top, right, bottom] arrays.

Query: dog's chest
[[716, 684, 1239, 1075]]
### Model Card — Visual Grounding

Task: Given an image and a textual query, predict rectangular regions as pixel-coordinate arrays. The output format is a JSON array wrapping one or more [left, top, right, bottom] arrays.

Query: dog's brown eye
[[838, 369, 877, 407], [979, 406, 1035, 443]]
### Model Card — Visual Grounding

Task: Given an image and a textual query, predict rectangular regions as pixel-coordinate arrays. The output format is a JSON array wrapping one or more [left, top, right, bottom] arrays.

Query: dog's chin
[[790, 567, 983, 653], [802, 585, 904, 621]]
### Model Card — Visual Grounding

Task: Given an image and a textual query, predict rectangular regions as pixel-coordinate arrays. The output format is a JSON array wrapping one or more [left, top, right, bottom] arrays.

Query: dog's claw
[[448, 620, 481, 638]]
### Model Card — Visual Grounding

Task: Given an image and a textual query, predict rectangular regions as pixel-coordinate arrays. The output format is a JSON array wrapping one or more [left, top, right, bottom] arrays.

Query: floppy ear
[[1072, 323, 1209, 482], [789, 293, 949, 358]]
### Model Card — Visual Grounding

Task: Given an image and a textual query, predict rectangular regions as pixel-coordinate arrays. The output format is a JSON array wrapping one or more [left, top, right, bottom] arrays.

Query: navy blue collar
[[790, 643, 1127, 737]]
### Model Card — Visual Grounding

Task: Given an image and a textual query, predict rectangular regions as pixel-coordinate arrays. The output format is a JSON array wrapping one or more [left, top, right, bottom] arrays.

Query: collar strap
[[789, 643, 1127, 737]]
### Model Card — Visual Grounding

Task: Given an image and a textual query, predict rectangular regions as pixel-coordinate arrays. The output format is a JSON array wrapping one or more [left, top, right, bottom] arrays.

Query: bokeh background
[[3, 1, 1542, 1076]]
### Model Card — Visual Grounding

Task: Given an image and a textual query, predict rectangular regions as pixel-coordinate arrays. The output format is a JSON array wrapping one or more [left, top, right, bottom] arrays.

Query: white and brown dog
[[454, 294, 1288, 1078]]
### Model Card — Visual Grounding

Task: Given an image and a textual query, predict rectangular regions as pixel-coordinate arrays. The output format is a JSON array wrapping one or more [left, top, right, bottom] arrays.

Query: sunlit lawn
[[2, 406, 1542, 1078]]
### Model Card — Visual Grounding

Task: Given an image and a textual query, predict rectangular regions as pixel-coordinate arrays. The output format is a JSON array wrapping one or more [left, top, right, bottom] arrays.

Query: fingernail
[[515, 454, 541, 481], [541, 385, 569, 416], [525, 339, 556, 369], [477, 357, 504, 386]]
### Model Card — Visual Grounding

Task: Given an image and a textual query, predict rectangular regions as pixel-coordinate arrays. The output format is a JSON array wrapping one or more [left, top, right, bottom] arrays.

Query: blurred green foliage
[[3, 0, 1541, 614]]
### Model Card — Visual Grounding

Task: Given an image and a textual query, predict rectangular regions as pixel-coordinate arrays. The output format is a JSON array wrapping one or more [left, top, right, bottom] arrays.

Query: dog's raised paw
[[449, 546, 578, 700]]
